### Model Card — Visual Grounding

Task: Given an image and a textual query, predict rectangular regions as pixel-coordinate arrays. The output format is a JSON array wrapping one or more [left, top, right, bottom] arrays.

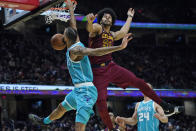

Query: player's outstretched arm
[[66, 0, 76, 30], [115, 102, 139, 127], [86, 13, 102, 37], [112, 8, 134, 41], [116, 116, 137, 126], [66, 0, 79, 42], [154, 103, 168, 123], [70, 33, 133, 56]]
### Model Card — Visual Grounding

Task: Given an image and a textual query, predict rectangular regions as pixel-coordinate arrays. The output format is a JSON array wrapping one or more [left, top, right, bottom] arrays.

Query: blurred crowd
[[0, 111, 104, 131], [0, 111, 195, 131], [0, 31, 195, 89], [0, 31, 71, 85], [113, 44, 196, 89]]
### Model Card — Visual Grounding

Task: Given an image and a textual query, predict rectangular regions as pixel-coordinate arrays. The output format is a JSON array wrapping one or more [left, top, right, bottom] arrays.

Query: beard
[[101, 20, 112, 26], [102, 23, 112, 26], [101, 21, 112, 27]]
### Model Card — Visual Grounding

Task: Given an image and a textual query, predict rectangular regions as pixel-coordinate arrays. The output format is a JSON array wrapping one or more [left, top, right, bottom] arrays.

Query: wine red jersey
[[88, 30, 114, 64]]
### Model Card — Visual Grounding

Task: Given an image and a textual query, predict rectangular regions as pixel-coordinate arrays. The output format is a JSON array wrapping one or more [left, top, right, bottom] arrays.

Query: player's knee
[[132, 77, 146, 87], [96, 100, 107, 108]]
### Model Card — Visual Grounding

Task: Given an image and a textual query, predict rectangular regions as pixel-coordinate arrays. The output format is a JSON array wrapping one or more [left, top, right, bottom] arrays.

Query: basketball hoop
[[45, 0, 77, 24]]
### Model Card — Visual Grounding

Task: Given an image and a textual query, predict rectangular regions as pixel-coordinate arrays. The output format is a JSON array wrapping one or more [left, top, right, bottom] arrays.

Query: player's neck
[[67, 42, 74, 49], [143, 97, 151, 102], [102, 25, 111, 33]]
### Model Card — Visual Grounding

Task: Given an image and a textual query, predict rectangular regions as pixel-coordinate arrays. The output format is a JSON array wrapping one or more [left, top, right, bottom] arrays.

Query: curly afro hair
[[97, 8, 117, 26]]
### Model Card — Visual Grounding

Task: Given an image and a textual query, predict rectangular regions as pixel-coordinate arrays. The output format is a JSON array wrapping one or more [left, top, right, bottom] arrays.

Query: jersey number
[[139, 112, 149, 121]]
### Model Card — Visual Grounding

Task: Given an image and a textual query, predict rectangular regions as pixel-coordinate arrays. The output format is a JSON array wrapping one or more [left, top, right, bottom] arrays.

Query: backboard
[[0, 0, 65, 29]]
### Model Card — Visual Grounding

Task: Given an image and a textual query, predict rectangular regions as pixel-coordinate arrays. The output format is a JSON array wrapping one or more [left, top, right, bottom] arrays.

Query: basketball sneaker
[[160, 101, 184, 116], [28, 114, 50, 129]]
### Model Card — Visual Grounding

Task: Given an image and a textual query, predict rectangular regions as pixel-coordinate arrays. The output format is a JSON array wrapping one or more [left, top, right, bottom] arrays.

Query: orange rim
[[50, 0, 77, 11]]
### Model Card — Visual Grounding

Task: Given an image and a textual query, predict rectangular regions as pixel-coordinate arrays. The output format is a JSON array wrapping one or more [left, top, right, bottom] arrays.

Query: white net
[[45, 1, 77, 24]]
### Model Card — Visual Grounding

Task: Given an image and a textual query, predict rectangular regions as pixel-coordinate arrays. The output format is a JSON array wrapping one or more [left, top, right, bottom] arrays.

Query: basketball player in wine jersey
[[86, 8, 183, 130]]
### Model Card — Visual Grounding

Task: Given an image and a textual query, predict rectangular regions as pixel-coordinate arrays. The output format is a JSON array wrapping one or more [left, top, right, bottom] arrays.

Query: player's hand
[[86, 13, 97, 24], [127, 8, 135, 18], [119, 33, 133, 50], [66, 0, 73, 9], [115, 116, 126, 128]]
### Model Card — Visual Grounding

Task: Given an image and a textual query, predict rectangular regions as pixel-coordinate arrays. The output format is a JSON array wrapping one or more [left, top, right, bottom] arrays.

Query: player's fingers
[[95, 14, 98, 18], [122, 124, 126, 128], [115, 119, 120, 125], [115, 116, 120, 121], [66, 0, 72, 5], [119, 121, 126, 128], [115, 118, 118, 122], [90, 14, 95, 19], [128, 33, 133, 39], [115, 119, 118, 123], [86, 15, 91, 21], [93, 14, 97, 20], [116, 116, 122, 123], [87, 13, 92, 18], [124, 33, 129, 38], [88, 14, 93, 21], [125, 33, 132, 38], [87, 13, 91, 16], [128, 37, 133, 42], [129, 33, 134, 38], [89, 13, 93, 17]]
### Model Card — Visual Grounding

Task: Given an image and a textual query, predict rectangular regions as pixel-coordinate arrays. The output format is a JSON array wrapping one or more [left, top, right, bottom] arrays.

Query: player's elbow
[[162, 120, 168, 123], [86, 24, 94, 33], [130, 123, 137, 126], [86, 27, 92, 33], [161, 118, 168, 123], [131, 121, 138, 126], [86, 49, 104, 56]]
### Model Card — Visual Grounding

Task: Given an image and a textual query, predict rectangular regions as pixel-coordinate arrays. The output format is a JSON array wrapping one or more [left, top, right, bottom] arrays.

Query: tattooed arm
[[70, 33, 133, 57]]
